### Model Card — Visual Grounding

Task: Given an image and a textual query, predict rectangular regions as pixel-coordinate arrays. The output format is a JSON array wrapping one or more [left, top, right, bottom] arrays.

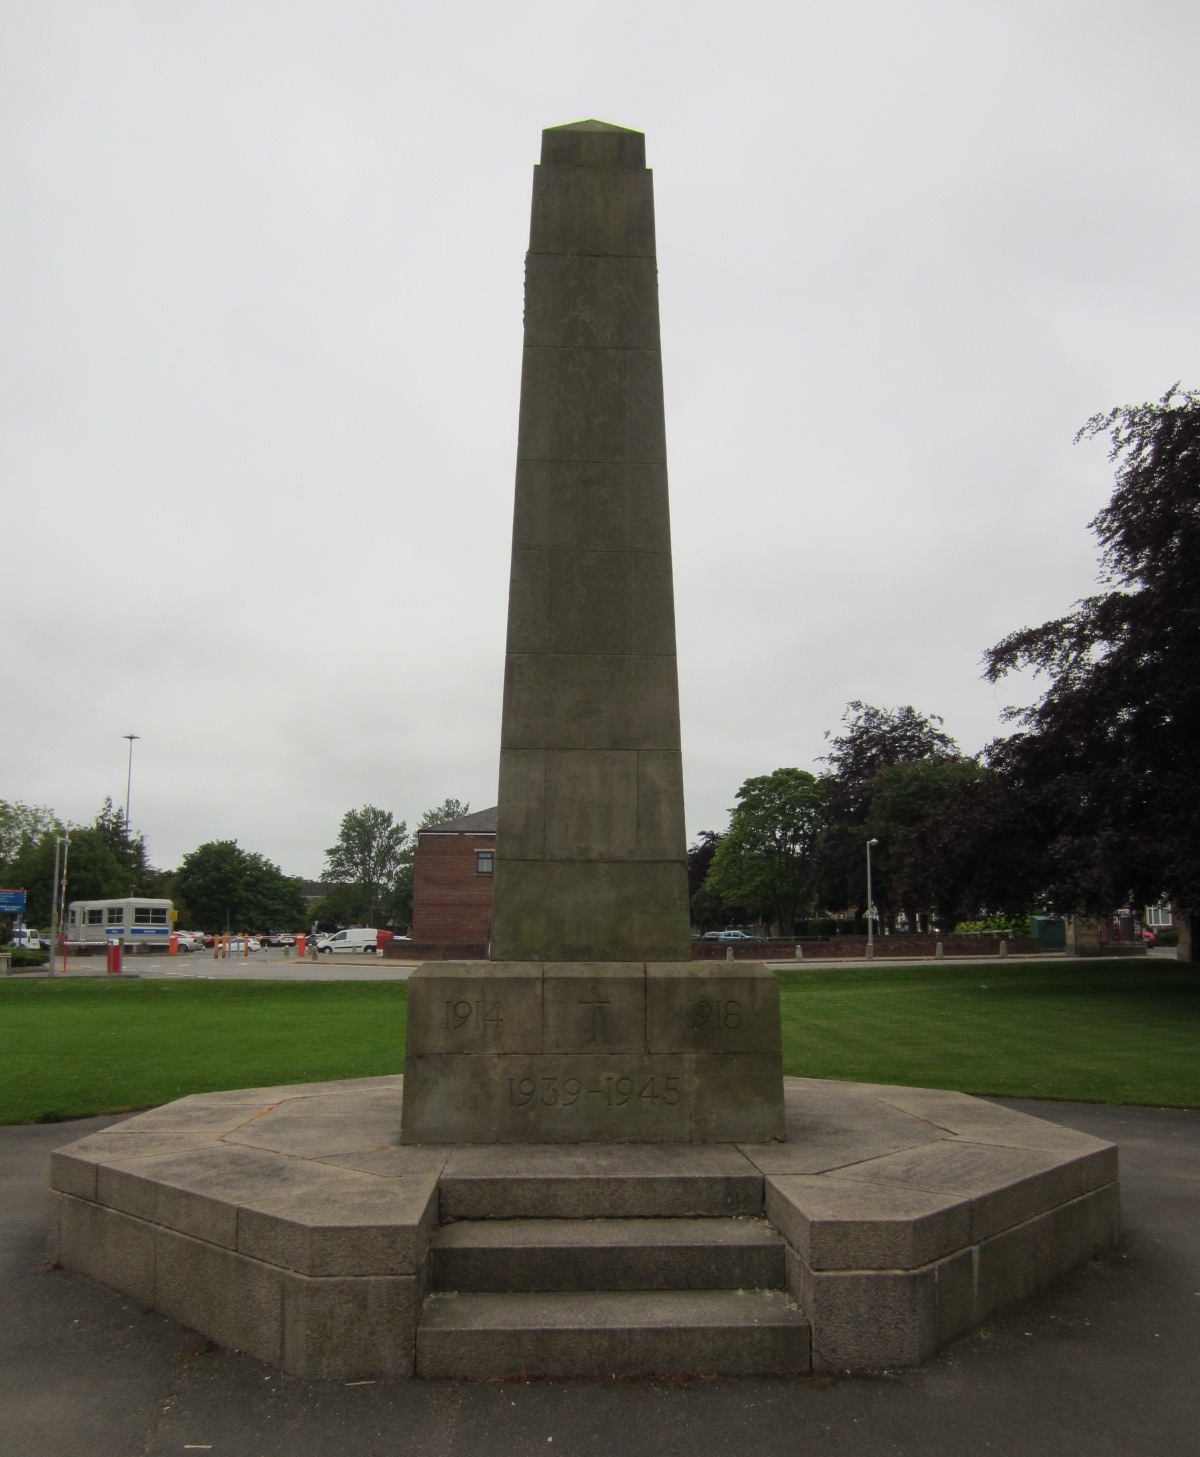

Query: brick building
[[409, 806, 497, 946]]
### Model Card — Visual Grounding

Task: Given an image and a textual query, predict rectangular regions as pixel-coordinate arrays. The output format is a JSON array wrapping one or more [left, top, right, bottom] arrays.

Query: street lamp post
[[123, 734, 140, 832], [866, 837, 880, 959]]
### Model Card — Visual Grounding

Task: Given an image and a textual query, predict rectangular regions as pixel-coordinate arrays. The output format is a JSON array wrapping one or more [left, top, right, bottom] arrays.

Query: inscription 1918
[[692, 999, 741, 1029]]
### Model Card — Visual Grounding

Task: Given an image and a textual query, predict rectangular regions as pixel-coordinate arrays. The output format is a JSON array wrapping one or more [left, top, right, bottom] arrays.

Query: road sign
[[0, 889, 27, 914]]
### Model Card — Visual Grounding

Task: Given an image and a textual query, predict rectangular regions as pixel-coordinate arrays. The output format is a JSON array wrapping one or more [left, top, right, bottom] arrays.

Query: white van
[[314, 927, 381, 955]]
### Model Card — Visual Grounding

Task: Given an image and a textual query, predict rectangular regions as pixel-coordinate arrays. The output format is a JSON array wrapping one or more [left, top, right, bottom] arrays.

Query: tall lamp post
[[866, 837, 880, 959], [123, 734, 140, 831]]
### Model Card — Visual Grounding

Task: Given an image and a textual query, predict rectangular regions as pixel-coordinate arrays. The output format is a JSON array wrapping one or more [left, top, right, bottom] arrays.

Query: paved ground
[[4, 1097, 1198, 1457], [7, 945, 1180, 983]]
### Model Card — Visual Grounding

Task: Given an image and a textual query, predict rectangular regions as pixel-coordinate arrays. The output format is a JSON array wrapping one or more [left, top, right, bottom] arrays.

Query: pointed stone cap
[[541, 119, 646, 168]]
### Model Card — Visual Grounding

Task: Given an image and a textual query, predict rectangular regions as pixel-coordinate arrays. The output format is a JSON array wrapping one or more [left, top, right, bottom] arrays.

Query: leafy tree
[[5, 827, 130, 926], [323, 806, 412, 926], [93, 797, 147, 886], [0, 801, 60, 873], [686, 830, 746, 932], [984, 386, 1200, 947], [175, 841, 306, 933], [814, 703, 966, 924], [864, 758, 984, 930], [706, 769, 824, 935], [418, 798, 471, 829]]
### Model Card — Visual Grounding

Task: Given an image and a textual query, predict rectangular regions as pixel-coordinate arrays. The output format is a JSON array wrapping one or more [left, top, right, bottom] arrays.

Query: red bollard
[[295, 933, 306, 957], [169, 932, 179, 956], [106, 941, 123, 976]]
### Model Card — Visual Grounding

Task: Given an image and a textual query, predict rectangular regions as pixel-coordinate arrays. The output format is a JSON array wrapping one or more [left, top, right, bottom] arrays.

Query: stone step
[[437, 1145, 763, 1220], [430, 1216, 786, 1293], [417, 1289, 812, 1379]]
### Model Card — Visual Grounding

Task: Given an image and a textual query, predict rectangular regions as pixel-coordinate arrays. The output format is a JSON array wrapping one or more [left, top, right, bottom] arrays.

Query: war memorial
[[47, 123, 1120, 1380]]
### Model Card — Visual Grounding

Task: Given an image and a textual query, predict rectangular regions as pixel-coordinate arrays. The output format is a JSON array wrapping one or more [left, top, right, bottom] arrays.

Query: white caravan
[[67, 897, 173, 949]]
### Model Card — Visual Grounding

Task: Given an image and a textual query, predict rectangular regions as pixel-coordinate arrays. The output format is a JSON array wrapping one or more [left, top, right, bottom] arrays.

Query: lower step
[[417, 1289, 811, 1379], [431, 1217, 786, 1292]]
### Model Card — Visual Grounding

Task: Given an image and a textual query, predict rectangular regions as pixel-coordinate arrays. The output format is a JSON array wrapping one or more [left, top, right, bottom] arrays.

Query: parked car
[[702, 929, 763, 942], [261, 932, 296, 947], [1138, 927, 1157, 947], [12, 928, 42, 950], [314, 927, 382, 955], [224, 937, 262, 953]]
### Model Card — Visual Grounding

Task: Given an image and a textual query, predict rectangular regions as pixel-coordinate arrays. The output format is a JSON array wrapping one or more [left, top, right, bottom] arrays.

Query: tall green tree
[[323, 806, 412, 926], [706, 769, 824, 935], [175, 841, 306, 933], [984, 387, 1200, 948], [814, 702, 969, 924]]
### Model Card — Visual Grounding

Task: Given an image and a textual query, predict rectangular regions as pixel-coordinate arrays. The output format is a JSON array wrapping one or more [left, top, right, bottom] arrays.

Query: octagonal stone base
[[47, 1076, 1119, 1378]]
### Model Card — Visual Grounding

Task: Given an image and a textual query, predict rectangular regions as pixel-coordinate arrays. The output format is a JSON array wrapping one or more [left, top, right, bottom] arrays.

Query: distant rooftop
[[419, 806, 497, 835]]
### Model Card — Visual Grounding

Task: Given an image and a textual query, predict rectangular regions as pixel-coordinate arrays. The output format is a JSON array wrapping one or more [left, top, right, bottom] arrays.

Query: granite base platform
[[47, 1076, 1119, 1378]]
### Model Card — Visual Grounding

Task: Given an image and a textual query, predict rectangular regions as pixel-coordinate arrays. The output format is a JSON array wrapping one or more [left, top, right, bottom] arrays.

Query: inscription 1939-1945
[[507, 1074, 681, 1108]]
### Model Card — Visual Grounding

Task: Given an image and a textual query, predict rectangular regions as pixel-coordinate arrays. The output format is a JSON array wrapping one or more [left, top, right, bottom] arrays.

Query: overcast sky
[[4, 0, 1198, 879]]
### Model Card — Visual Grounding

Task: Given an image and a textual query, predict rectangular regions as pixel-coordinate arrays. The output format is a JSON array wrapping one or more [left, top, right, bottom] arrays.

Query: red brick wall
[[410, 833, 495, 944]]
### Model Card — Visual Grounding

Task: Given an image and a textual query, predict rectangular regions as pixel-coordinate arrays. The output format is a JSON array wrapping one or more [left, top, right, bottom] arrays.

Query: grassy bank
[[0, 960, 1196, 1124]]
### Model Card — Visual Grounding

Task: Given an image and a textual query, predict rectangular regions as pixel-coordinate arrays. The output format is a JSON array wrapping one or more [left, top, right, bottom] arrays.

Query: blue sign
[[0, 889, 26, 914]]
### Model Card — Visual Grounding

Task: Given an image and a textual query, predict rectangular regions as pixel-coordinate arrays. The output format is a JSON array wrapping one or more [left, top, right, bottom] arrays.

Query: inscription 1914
[[444, 999, 502, 1031]]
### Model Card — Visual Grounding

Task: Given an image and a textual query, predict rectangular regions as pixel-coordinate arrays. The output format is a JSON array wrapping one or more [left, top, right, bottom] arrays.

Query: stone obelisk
[[492, 119, 691, 961], [401, 122, 784, 1144]]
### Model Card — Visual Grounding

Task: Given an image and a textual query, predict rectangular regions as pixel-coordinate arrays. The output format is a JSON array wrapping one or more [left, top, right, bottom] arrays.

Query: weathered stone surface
[[828, 1139, 1093, 1242], [403, 965, 542, 1056], [485, 121, 691, 974], [402, 964, 783, 1142], [541, 964, 646, 1052], [416, 1289, 810, 1380], [498, 653, 682, 752], [283, 1271, 418, 1380], [765, 1173, 972, 1271], [439, 1142, 762, 1219], [644, 963, 783, 1055], [155, 1227, 283, 1368], [430, 1216, 785, 1293], [490, 861, 691, 963], [47, 1075, 1121, 1380], [57, 1193, 156, 1306]]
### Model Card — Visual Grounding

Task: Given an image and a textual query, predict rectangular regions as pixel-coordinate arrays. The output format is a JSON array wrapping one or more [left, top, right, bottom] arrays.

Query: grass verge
[[0, 979, 407, 1124], [777, 958, 1200, 1106], [0, 960, 1196, 1124]]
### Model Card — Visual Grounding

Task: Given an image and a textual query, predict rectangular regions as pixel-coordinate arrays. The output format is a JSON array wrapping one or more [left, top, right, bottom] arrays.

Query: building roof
[[418, 806, 497, 835]]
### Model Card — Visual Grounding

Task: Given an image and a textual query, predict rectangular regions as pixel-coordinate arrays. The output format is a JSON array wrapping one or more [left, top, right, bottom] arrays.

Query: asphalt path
[[3, 1097, 1197, 1457]]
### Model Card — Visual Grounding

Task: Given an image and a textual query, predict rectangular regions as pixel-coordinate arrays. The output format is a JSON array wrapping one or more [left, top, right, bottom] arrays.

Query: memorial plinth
[[400, 121, 785, 1144]]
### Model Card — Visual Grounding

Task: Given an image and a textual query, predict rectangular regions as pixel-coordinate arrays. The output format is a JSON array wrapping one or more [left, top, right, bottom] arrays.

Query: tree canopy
[[705, 769, 824, 935], [322, 806, 412, 927], [174, 841, 306, 933], [984, 386, 1200, 922], [814, 703, 972, 926]]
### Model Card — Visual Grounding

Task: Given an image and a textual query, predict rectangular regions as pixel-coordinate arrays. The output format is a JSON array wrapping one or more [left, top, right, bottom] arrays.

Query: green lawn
[[777, 959, 1200, 1106], [0, 979, 408, 1125], [0, 961, 1196, 1125]]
